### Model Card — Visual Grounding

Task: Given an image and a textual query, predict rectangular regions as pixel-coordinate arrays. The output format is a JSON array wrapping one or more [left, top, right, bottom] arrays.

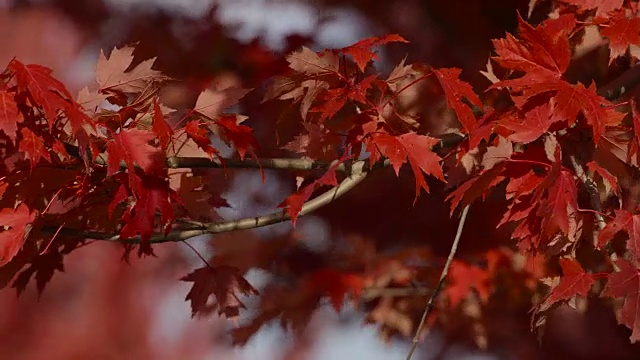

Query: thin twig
[[43, 159, 371, 243], [405, 204, 470, 360]]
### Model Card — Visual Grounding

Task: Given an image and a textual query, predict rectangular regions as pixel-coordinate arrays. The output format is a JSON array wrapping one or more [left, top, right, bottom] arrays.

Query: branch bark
[[45, 159, 371, 243]]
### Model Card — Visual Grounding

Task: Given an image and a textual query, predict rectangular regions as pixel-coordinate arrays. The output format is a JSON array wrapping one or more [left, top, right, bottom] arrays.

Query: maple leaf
[[194, 87, 251, 120], [367, 131, 444, 200], [7, 60, 71, 128], [19, 127, 51, 168], [152, 98, 173, 149], [185, 120, 219, 159], [538, 168, 578, 236], [560, 0, 623, 17], [600, 10, 640, 64], [433, 68, 482, 133], [96, 45, 169, 93], [214, 115, 259, 161], [286, 47, 339, 76], [597, 210, 640, 260], [0, 203, 36, 267], [338, 34, 408, 72], [278, 157, 344, 225], [492, 14, 574, 78], [0, 89, 21, 142], [602, 258, 640, 343], [117, 174, 177, 242], [546, 258, 595, 305], [447, 163, 506, 214], [303, 268, 364, 312], [106, 128, 164, 177], [12, 246, 65, 295], [499, 103, 555, 144], [445, 260, 492, 307], [181, 265, 258, 319]]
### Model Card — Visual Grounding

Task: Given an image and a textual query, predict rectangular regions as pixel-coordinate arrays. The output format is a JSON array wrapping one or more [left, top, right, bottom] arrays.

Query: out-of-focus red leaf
[[602, 258, 640, 342], [181, 265, 258, 319], [0, 203, 36, 267], [0, 89, 21, 142], [338, 34, 408, 72]]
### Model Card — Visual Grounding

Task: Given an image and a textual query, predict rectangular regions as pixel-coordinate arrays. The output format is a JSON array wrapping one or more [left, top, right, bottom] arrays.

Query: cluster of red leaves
[[3, 0, 640, 349]]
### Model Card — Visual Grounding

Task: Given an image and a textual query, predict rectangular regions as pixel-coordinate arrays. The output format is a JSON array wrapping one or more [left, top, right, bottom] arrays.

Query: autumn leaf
[[106, 128, 164, 177], [600, 10, 640, 64], [433, 68, 482, 133], [303, 268, 364, 312], [538, 168, 578, 236], [445, 260, 493, 307], [117, 174, 177, 242], [597, 210, 640, 260], [0, 89, 21, 142], [185, 120, 219, 159], [152, 98, 173, 149], [546, 258, 595, 305], [8, 60, 71, 128], [194, 87, 251, 120], [214, 115, 259, 161], [96, 45, 169, 93], [602, 259, 640, 343], [338, 34, 408, 72], [19, 127, 51, 167], [278, 157, 344, 225], [560, 0, 623, 17], [287, 47, 339, 75], [367, 131, 444, 200], [0, 203, 36, 267], [181, 265, 258, 319]]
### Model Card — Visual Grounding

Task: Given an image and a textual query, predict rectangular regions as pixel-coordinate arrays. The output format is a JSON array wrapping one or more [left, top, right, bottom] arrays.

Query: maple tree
[[6, 0, 640, 358]]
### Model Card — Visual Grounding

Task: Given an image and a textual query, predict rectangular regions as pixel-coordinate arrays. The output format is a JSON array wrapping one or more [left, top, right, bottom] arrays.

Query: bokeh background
[[2, 1, 639, 359]]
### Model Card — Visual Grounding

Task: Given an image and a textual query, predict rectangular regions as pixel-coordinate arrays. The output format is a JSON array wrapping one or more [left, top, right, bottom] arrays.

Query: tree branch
[[45, 159, 371, 243], [405, 204, 470, 360]]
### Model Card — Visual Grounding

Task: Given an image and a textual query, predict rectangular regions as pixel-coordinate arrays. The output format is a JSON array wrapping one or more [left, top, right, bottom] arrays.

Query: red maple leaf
[[492, 15, 574, 78], [445, 260, 493, 307], [338, 34, 408, 72], [0, 89, 21, 142], [367, 131, 444, 200], [600, 10, 640, 64], [215, 115, 259, 161], [546, 258, 595, 305], [598, 210, 640, 260], [538, 168, 578, 236], [152, 98, 173, 149], [0, 203, 36, 267], [602, 259, 640, 342], [118, 174, 177, 242], [185, 120, 219, 159], [433, 68, 482, 133], [96, 45, 169, 93], [7, 60, 71, 128], [278, 157, 345, 225], [181, 265, 258, 319], [499, 103, 555, 144], [303, 268, 364, 312], [560, 0, 623, 17], [107, 128, 164, 177], [19, 127, 51, 168]]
